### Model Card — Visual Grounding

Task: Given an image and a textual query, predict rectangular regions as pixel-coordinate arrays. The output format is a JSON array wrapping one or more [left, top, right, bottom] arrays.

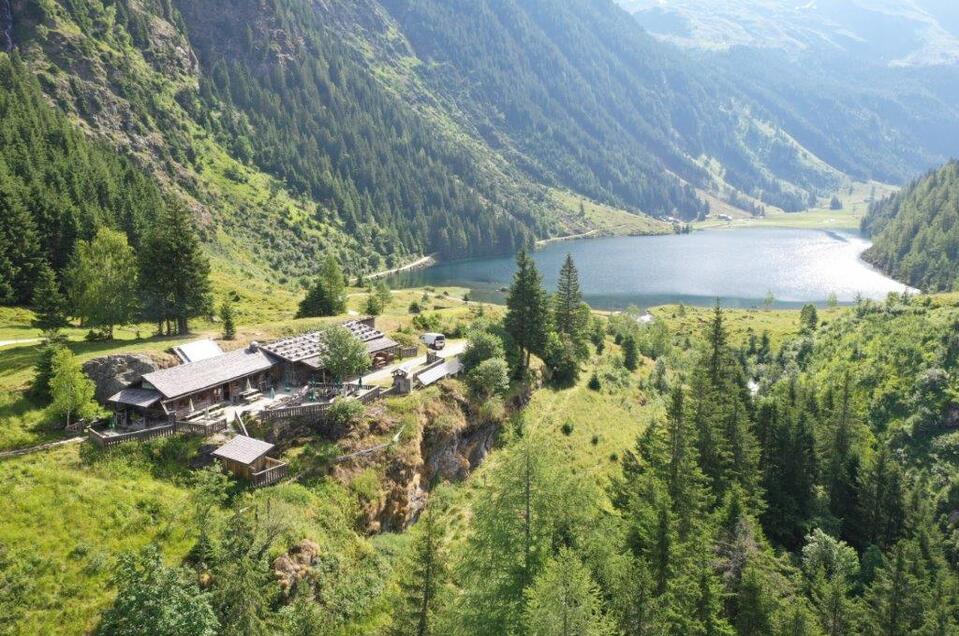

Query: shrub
[[591, 435, 599, 446], [561, 421, 574, 436], [462, 330, 506, 370], [588, 373, 601, 391], [326, 397, 364, 428], [543, 332, 580, 386], [467, 357, 510, 398]]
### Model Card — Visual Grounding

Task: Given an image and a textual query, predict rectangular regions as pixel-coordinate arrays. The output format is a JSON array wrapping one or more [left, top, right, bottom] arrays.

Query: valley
[[1, 0, 959, 633]]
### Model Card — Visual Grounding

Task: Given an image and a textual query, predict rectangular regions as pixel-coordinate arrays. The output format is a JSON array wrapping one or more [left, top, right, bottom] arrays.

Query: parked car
[[421, 332, 446, 350]]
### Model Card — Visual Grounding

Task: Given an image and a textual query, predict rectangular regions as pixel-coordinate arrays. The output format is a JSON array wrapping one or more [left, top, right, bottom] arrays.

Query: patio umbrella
[[270, 387, 276, 400], [189, 398, 195, 413]]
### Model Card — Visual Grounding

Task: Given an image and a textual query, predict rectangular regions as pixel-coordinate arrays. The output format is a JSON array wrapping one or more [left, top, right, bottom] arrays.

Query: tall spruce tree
[[505, 249, 550, 372], [30, 264, 67, 331], [298, 256, 347, 318], [554, 254, 587, 338], [140, 202, 212, 335]]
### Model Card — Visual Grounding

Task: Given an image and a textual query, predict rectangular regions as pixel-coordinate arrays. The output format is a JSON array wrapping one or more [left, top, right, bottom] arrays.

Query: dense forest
[[862, 160, 959, 293], [4, 0, 956, 310], [0, 53, 164, 306]]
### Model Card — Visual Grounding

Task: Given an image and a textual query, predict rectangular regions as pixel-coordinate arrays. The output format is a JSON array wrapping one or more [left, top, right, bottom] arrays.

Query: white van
[[421, 332, 446, 350]]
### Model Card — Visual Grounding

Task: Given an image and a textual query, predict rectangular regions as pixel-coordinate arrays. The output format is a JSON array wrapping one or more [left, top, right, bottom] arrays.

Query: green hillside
[[862, 160, 959, 292], [6, 0, 951, 311]]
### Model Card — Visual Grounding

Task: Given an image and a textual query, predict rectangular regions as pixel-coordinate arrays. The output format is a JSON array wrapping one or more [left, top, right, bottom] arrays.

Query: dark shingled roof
[[262, 319, 398, 369], [108, 387, 162, 408], [141, 346, 276, 400], [212, 435, 274, 465], [417, 358, 463, 387]]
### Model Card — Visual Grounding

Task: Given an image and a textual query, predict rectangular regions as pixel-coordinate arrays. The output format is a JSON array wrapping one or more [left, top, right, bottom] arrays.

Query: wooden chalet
[[106, 318, 397, 426], [260, 317, 400, 385], [212, 435, 289, 487], [108, 344, 280, 424]]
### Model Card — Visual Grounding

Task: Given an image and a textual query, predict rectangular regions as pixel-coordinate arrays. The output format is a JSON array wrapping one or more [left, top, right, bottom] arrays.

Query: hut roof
[[262, 319, 398, 368], [417, 358, 463, 387], [141, 346, 276, 400], [212, 435, 274, 466], [172, 339, 223, 363], [108, 387, 162, 408]]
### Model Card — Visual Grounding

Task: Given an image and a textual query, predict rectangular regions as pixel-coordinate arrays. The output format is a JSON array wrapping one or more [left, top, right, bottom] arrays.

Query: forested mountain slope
[[4, 0, 959, 308], [862, 160, 959, 292]]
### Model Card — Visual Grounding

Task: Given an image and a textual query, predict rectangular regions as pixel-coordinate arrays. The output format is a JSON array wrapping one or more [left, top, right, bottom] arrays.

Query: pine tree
[[505, 249, 551, 372], [623, 335, 639, 371], [298, 255, 347, 318], [554, 254, 586, 339], [140, 202, 212, 335], [30, 264, 67, 331], [219, 300, 236, 340], [29, 331, 68, 403]]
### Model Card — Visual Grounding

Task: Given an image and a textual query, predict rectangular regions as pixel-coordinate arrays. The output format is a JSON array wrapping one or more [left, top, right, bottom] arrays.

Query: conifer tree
[[139, 202, 212, 335], [219, 299, 236, 340], [298, 255, 347, 318], [554, 254, 587, 340], [29, 331, 68, 403], [523, 547, 615, 636], [30, 264, 67, 331], [505, 249, 550, 372], [391, 502, 447, 636], [623, 335, 639, 371]]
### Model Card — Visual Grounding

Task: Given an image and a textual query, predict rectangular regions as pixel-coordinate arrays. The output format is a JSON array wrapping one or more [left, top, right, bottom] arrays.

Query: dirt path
[[0, 436, 85, 460], [0, 338, 39, 348], [535, 229, 597, 247], [367, 254, 437, 280]]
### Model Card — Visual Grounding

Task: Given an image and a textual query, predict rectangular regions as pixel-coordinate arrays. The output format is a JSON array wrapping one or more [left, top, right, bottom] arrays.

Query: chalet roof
[[141, 346, 276, 400], [108, 387, 162, 408], [417, 358, 463, 387], [261, 319, 398, 368], [212, 435, 274, 466], [172, 339, 223, 363]]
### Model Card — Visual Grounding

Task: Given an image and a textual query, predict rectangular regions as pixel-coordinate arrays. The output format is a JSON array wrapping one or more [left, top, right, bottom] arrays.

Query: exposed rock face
[[272, 539, 321, 595], [1, 0, 13, 51], [82, 354, 158, 403]]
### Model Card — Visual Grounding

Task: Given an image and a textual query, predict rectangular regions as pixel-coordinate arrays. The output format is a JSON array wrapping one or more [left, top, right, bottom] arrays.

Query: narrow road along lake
[[386, 228, 913, 309]]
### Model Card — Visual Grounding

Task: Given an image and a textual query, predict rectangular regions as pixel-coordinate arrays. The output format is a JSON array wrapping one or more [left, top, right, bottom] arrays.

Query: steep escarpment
[[862, 160, 959, 292]]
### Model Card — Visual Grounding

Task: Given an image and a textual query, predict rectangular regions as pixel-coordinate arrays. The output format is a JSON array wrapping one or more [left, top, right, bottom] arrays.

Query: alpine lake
[[386, 228, 913, 310]]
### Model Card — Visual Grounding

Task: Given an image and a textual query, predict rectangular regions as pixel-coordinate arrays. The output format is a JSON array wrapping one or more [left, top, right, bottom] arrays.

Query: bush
[[561, 421, 574, 436], [408, 301, 422, 314], [591, 435, 599, 445], [462, 330, 506, 370], [467, 357, 510, 398], [326, 397, 364, 428], [588, 373, 601, 391], [543, 332, 580, 386]]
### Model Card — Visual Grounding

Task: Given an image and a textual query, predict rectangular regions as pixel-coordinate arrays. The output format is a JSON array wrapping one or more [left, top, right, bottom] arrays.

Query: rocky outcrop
[[82, 354, 158, 403], [1, 0, 12, 51], [272, 539, 321, 595]]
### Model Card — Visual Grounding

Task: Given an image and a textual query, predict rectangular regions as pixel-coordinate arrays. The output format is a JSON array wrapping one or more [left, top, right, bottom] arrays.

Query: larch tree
[[48, 348, 98, 428], [66, 227, 139, 338], [505, 249, 551, 372], [391, 501, 447, 636], [523, 547, 615, 636]]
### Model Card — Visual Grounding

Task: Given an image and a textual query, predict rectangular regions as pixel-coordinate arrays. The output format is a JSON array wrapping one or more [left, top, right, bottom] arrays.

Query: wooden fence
[[87, 423, 177, 448], [87, 418, 227, 448], [251, 458, 290, 488]]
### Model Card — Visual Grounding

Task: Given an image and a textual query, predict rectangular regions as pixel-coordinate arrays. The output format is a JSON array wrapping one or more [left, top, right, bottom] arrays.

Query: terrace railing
[[87, 423, 177, 448], [251, 457, 289, 488]]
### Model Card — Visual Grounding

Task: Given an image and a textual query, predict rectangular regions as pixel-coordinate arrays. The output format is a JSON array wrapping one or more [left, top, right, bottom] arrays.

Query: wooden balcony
[[251, 457, 290, 488]]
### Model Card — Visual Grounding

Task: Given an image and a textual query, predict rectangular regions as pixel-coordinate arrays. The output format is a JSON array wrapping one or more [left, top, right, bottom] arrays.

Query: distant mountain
[[862, 160, 959, 292], [621, 0, 959, 67], [4, 0, 959, 305]]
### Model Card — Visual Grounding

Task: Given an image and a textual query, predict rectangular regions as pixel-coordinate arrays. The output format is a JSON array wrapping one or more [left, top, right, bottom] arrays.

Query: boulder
[[272, 539, 321, 594], [82, 354, 159, 403]]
